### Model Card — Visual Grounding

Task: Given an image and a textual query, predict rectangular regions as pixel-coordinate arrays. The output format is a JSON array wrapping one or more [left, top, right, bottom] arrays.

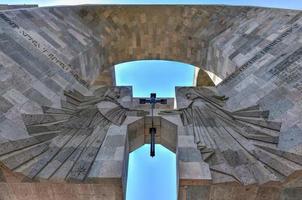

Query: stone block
[[88, 160, 123, 180], [179, 161, 211, 181], [3, 89, 29, 106], [178, 147, 203, 162], [279, 125, 302, 151], [281, 187, 302, 200], [24, 88, 53, 107], [256, 187, 281, 200], [0, 96, 13, 113], [186, 185, 210, 200]]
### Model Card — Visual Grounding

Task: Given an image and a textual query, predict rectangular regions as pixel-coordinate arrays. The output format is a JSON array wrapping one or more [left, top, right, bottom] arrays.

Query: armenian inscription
[[0, 13, 89, 88], [269, 47, 302, 92], [219, 23, 300, 85]]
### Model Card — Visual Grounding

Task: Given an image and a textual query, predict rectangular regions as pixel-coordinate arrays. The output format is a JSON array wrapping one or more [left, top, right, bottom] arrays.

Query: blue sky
[[116, 60, 192, 199], [115, 60, 195, 97], [126, 144, 177, 200], [1, 0, 302, 10]]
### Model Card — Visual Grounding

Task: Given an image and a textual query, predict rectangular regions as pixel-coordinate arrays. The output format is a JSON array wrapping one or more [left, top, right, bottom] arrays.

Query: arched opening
[[114, 60, 196, 97], [126, 144, 177, 200], [125, 114, 179, 200], [115, 60, 193, 199]]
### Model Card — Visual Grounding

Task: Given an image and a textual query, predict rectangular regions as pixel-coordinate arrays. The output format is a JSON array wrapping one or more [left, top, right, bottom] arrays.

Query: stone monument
[[0, 4, 301, 200]]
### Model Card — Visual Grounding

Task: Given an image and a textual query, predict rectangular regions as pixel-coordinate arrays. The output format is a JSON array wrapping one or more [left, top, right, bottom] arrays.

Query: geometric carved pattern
[[0, 88, 144, 182], [178, 87, 302, 185]]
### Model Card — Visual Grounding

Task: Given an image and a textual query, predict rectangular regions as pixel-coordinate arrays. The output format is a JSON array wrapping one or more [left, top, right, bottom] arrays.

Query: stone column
[[87, 116, 141, 199], [162, 115, 211, 200]]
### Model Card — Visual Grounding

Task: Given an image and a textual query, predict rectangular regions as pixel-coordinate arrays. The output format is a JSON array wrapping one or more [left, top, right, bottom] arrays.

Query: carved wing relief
[[0, 87, 145, 182], [177, 87, 302, 185]]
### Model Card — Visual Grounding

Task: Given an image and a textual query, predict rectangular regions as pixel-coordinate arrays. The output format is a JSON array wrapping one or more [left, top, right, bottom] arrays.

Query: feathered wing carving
[[0, 88, 145, 182], [176, 88, 302, 185]]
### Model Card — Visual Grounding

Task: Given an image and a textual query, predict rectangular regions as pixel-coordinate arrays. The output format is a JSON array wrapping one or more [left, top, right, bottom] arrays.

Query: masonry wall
[[209, 9, 302, 152], [0, 5, 37, 11], [0, 7, 101, 140], [0, 5, 302, 188], [178, 184, 302, 200], [0, 182, 123, 200]]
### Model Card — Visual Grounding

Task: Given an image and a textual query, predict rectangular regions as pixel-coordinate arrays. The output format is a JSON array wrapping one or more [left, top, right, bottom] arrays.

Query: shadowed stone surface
[[0, 5, 301, 149], [0, 4, 37, 11], [0, 4, 302, 200]]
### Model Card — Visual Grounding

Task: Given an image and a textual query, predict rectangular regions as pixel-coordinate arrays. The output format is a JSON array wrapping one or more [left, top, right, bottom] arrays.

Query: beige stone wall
[[0, 5, 302, 199], [0, 182, 123, 200], [211, 9, 302, 152], [0, 164, 123, 200], [1, 5, 301, 150]]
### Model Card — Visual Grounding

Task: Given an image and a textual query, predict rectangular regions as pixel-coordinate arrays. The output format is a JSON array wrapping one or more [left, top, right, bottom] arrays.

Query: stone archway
[[76, 6, 247, 86], [0, 4, 302, 200], [125, 115, 178, 199]]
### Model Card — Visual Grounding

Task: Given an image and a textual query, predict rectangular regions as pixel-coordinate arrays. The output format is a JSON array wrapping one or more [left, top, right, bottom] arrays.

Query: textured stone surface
[[0, 4, 37, 11], [0, 87, 143, 183], [0, 4, 302, 200], [173, 87, 302, 199], [0, 5, 301, 150], [0, 182, 123, 200]]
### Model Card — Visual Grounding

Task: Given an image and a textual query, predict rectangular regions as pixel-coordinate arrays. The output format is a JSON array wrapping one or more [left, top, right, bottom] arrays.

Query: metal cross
[[139, 93, 167, 157]]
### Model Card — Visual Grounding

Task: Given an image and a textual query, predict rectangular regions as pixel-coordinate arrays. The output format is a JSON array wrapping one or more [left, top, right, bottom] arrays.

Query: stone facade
[[209, 9, 302, 153], [0, 4, 37, 11], [0, 5, 302, 200], [174, 87, 302, 200]]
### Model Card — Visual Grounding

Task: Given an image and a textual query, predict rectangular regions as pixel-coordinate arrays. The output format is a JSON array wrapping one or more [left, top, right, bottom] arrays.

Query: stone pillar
[[162, 115, 211, 200], [87, 116, 141, 199]]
